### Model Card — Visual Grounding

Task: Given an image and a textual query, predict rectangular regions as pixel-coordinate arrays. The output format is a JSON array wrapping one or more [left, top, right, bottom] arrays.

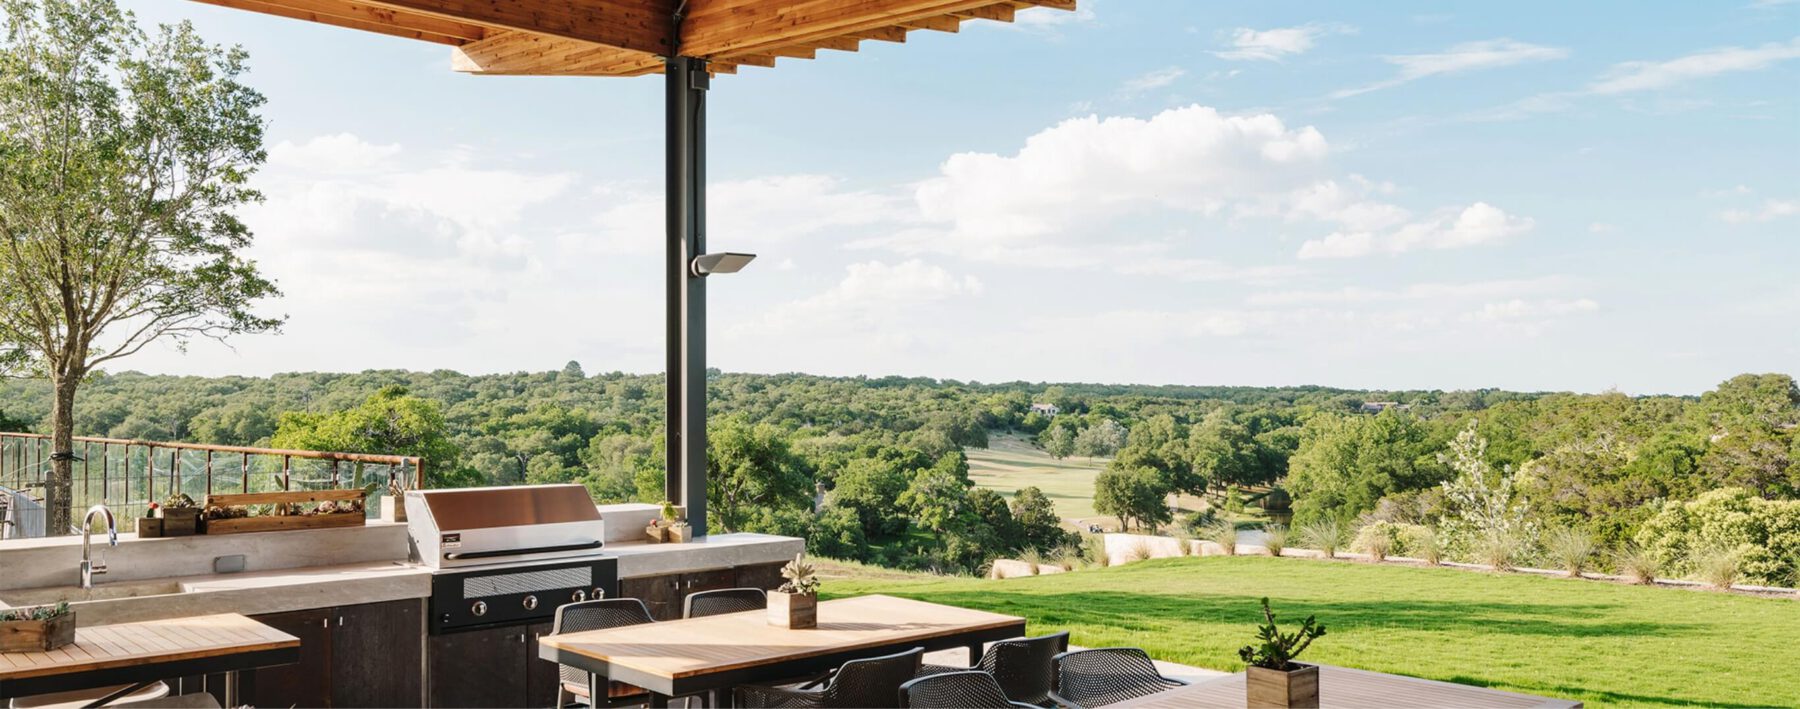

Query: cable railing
[[0, 432, 424, 537]]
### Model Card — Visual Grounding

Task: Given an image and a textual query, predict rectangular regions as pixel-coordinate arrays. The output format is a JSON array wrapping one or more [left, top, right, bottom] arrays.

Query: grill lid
[[412, 484, 601, 530], [405, 484, 606, 569]]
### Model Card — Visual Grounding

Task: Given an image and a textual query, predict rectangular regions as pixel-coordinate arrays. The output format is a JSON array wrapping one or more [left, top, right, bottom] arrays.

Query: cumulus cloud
[[744, 260, 983, 337], [1212, 23, 1353, 62], [586, 174, 905, 255], [1297, 202, 1534, 259], [1333, 39, 1568, 98], [1589, 37, 1800, 94]]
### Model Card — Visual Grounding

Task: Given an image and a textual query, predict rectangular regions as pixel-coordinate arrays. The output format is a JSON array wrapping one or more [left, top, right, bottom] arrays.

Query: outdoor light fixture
[[690, 252, 757, 277]]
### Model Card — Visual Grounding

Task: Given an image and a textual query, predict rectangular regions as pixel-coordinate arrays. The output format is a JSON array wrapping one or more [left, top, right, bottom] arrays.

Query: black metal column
[[665, 56, 709, 537]]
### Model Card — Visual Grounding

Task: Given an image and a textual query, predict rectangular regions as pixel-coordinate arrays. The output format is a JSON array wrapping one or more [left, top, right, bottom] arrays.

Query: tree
[[271, 386, 464, 487], [1188, 410, 1262, 493], [1094, 466, 1172, 531], [1284, 412, 1446, 526], [1041, 422, 1075, 459], [0, 0, 279, 532], [1011, 486, 1074, 553], [1113, 414, 1199, 494], [1074, 418, 1126, 458], [705, 417, 810, 533]]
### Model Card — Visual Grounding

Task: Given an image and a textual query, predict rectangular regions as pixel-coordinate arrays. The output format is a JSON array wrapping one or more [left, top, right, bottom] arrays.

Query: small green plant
[[1126, 538, 1154, 562], [1262, 524, 1288, 557], [1237, 597, 1326, 671], [1207, 521, 1238, 556], [1474, 532, 1520, 571], [1545, 528, 1595, 578], [1171, 529, 1196, 556], [0, 602, 70, 622], [1082, 534, 1111, 568], [1358, 527, 1393, 562], [1296, 518, 1348, 559], [1413, 529, 1444, 566], [777, 553, 820, 595], [1614, 545, 1661, 585], [659, 500, 680, 522], [1695, 549, 1740, 590], [162, 492, 196, 509]]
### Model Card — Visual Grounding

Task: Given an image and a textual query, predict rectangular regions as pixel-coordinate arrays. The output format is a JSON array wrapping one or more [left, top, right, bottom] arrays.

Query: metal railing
[[0, 432, 424, 536]]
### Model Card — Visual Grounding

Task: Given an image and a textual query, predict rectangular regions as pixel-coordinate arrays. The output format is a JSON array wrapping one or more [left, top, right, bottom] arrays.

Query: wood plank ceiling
[[188, 0, 1078, 77]]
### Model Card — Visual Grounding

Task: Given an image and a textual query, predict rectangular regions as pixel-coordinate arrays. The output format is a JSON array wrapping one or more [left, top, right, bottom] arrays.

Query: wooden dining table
[[537, 594, 1026, 707], [0, 613, 299, 707], [1111, 664, 1582, 709]]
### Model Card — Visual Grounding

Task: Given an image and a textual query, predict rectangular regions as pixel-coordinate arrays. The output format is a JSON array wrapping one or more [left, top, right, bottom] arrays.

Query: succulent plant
[[1237, 597, 1325, 671], [777, 553, 820, 595], [0, 602, 70, 622], [660, 500, 681, 522], [162, 492, 197, 509]]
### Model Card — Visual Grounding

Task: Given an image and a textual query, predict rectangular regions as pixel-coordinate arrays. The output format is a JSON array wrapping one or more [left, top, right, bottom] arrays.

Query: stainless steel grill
[[462, 566, 593, 599]]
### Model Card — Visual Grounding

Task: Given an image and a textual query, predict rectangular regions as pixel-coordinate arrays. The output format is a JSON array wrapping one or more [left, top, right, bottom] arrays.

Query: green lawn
[[967, 434, 1111, 522], [824, 556, 1800, 708]]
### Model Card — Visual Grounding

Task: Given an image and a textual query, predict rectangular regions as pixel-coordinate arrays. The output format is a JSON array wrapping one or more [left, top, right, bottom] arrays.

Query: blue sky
[[115, 0, 1799, 395]]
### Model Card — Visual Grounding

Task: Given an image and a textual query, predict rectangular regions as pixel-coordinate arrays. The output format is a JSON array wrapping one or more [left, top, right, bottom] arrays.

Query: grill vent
[[463, 566, 593, 599]]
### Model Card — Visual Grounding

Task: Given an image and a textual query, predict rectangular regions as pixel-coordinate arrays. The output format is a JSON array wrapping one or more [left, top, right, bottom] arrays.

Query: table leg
[[647, 692, 671, 708], [966, 643, 985, 666]]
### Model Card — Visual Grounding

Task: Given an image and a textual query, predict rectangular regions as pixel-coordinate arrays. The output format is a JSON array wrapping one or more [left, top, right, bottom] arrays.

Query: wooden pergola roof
[[189, 0, 1078, 76]]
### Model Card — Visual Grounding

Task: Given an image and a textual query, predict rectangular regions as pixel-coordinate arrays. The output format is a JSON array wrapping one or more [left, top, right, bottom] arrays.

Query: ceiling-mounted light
[[690, 252, 757, 277]]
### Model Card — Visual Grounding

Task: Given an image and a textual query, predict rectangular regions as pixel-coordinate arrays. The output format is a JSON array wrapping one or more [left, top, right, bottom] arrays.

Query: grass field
[[825, 556, 1800, 708], [966, 434, 1111, 522]]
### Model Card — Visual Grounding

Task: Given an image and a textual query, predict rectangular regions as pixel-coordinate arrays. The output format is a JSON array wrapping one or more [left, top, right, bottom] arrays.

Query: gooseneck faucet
[[80, 503, 117, 589]]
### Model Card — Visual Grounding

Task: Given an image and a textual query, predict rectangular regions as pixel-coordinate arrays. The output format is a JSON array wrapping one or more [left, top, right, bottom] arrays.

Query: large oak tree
[[0, 0, 278, 533]]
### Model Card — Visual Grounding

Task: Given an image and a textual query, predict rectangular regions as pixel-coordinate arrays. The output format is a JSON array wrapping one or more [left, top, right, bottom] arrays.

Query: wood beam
[[191, 0, 482, 45], [899, 15, 960, 32], [683, 0, 1000, 59], [359, 0, 672, 54], [848, 26, 908, 43], [954, 4, 1014, 22], [452, 29, 662, 75]]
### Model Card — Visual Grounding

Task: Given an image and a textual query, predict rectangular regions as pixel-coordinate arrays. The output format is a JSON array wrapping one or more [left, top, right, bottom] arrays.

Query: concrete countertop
[[0, 560, 430, 625], [607, 532, 805, 578]]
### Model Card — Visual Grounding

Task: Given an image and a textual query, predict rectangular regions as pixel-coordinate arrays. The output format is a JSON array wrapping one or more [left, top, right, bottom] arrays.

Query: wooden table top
[[0, 613, 298, 682], [1114, 665, 1581, 709], [539, 594, 1024, 680]]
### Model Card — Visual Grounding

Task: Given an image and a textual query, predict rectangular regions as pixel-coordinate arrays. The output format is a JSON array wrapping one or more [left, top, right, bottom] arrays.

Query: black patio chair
[[735, 647, 924, 708], [900, 671, 1037, 709], [552, 598, 657, 708], [684, 587, 768, 618], [918, 631, 1069, 707], [1047, 647, 1187, 709]]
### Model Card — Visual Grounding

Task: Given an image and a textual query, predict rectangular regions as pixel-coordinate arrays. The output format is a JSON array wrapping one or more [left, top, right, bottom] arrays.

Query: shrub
[[1474, 532, 1521, 572], [1297, 518, 1349, 559], [1183, 508, 1219, 532], [1354, 521, 1429, 559], [1263, 524, 1289, 557], [1695, 549, 1741, 590], [1207, 521, 1238, 556], [1614, 545, 1661, 585], [1634, 487, 1800, 586], [1172, 529, 1196, 556], [1413, 529, 1444, 566], [1358, 527, 1393, 562], [1545, 528, 1596, 578], [1082, 534, 1110, 568], [1126, 538, 1155, 563]]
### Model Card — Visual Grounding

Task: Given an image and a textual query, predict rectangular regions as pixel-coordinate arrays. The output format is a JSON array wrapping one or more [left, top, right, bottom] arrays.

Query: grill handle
[[442, 540, 603, 560]]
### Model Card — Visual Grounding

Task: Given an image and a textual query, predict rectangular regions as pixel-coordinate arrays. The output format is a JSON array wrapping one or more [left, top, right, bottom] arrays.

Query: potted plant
[[1238, 597, 1326, 709], [645, 518, 667, 543], [381, 477, 410, 523], [0, 602, 74, 652], [768, 553, 819, 629], [137, 502, 164, 538], [157, 493, 201, 536], [660, 501, 692, 543]]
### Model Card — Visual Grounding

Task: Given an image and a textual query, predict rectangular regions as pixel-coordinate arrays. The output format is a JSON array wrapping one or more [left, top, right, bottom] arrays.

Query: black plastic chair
[[684, 587, 768, 618], [553, 598, 656, 708], [918, 631, 1068, 707], [736, 647, 924, 708], [900, 671, 1037, 709], [1048, 647, 1187, 709]]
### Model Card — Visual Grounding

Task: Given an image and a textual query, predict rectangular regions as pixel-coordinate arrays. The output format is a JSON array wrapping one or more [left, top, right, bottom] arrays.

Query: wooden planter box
[[136, 517, 164, 538], [667, 525, 692, 543], [158, 507, 201, 536], [203, 490, 366, 535], [1247, 663, 1319, 709], [380, 495, 407, 523], [767, 592, 816, 629], [646, 525, 668, 543], [0, 613, 75, 653]]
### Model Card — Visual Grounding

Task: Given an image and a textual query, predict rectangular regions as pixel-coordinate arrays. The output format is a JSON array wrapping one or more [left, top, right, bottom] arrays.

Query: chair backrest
[[823, 647, 924, 708], [900, 671, 1017, 709], [1053, 647, 1173, 707], [684, 587, 768, 618], [978, 631, 1069, 706], [553, 598, 655, 686]]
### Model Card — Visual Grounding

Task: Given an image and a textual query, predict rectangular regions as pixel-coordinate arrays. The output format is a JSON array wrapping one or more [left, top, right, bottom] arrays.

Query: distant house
[[1030, 403, 1061, 417], [1359, 401, 1412, 414]]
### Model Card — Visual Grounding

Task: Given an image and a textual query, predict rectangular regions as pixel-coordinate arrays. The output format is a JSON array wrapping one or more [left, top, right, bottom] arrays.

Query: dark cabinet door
[[525, 622, 560, 709], [735, 562, 787, 591], [619, 573, 681, 621], [249, 607, 333, 709], [427, 624, 527, 708], [333, 600, 425, 708], [675, 568, 738, 618]]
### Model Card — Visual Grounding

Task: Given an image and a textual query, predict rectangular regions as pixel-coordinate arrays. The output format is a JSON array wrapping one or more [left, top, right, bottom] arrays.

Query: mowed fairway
[[967, 434, 1108, 522], [828, 556, 1800, 708]]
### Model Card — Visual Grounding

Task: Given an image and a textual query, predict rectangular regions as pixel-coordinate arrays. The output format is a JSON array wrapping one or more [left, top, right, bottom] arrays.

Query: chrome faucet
[[80, 504, 117, 589]]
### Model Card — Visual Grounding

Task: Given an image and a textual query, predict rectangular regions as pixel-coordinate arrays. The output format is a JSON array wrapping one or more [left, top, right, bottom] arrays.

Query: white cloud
[[1587, 222, 1617, 234], [1589, 38, 1800, 94], [587, 174, 904, 255], [1247, 276, 1575, 306], [266, 133, 401, 174], [1118, 66, 1186, 96], [1212, 23, 1353, 62], [1720, 199, 1799, 223], [1333, 39, 1569, 98], [743, 260, 983, 337], [1297, 202, 1534, 259]]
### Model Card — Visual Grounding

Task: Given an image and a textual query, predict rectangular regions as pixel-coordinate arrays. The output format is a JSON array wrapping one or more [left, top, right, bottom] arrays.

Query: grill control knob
[[571, 589, 587, 603], [593, 587, 606, 600], [523, 595, 539, 611], [471, 601, 488, 617]]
